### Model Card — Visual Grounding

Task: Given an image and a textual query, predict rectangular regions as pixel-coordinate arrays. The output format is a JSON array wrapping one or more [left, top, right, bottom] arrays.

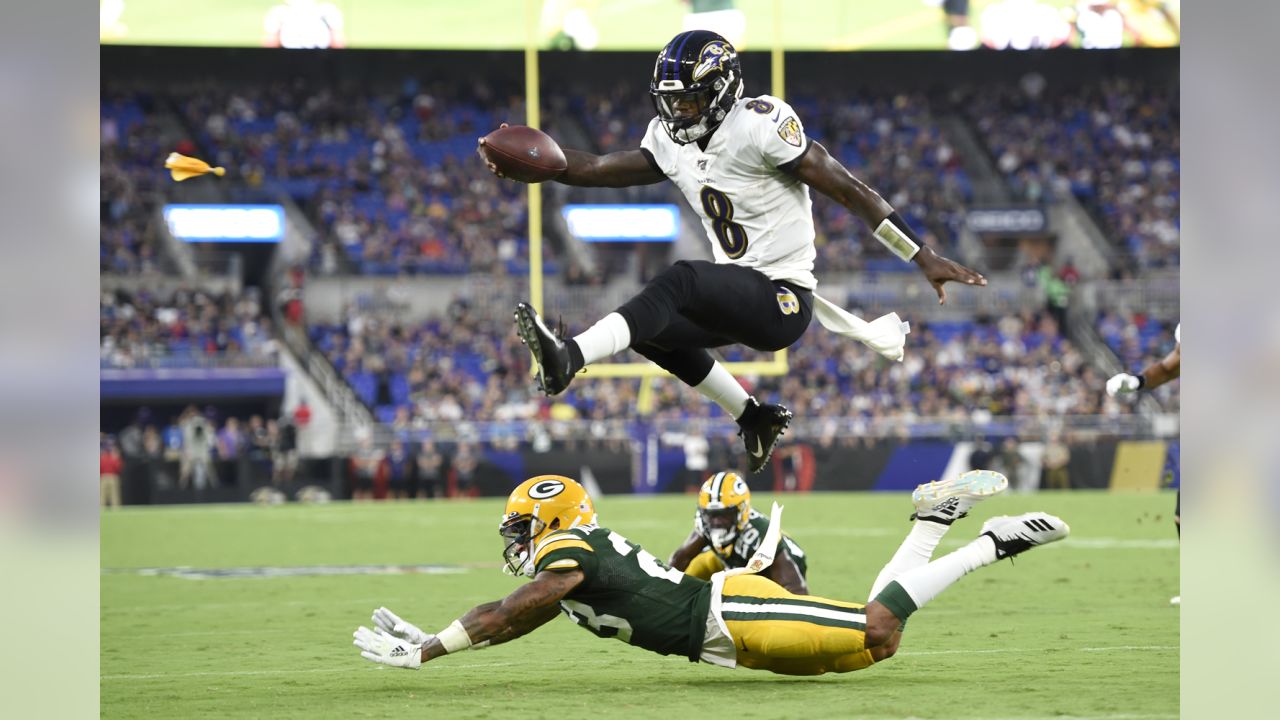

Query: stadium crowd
[[168, 78, 539, 276], [101, 92, 173, 274], [310, 293, 1116, 439], [100, 286, 277, 368], [963, 76, 1179, 270]]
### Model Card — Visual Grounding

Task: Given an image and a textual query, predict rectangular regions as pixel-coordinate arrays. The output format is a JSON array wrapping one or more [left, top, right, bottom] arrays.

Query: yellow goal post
[[523, 0, 789, 381]]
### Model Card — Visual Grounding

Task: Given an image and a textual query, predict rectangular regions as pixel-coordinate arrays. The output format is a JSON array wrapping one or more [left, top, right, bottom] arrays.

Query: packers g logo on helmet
[[697, 471, 751, 554], [499, 476, 597, 577]]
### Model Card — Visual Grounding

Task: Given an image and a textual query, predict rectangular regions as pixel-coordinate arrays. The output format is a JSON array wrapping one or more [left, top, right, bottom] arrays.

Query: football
[[480, 125, 567, 183]]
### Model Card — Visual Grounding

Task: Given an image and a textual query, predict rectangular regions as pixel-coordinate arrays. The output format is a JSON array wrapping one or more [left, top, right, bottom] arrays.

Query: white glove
[[1106, 373, 1142, 397], [353, 626, 422, 669], [372, 606, 434, 646]]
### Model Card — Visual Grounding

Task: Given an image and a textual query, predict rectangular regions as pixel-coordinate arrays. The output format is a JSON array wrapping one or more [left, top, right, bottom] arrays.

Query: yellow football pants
[[685, 550, 725, 580], [720, 574, 875, 676]]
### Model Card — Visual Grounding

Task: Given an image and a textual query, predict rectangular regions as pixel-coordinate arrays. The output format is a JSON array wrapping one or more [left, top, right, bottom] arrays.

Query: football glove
[[353, 626, 422, 669], [372, 606, 434, 646], [1106, 373, 1142, 397]]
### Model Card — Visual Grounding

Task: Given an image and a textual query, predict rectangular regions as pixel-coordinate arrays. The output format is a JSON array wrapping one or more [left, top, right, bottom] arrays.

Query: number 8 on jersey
[[700, 186, 748, 259]]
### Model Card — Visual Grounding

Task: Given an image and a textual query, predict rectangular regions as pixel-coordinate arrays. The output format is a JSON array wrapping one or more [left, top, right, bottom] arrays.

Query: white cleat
[[911, 469, 1009, 525], [979, 512, 1070, 560], [1170, 596, 1181, 606]]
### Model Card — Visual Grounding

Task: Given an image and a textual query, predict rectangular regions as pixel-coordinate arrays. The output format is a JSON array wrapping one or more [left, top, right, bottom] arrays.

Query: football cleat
[[979, 512, 1070, 560], [513, 302, 575, 396], [910, 469, 1009, 525], [1170, 595, 1181, 606], [736, 398, 792, 473]]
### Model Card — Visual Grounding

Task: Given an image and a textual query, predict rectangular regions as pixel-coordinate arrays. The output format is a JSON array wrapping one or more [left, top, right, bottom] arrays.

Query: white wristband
[[436, 620, 473, 654], [873, 217, 921, 262]]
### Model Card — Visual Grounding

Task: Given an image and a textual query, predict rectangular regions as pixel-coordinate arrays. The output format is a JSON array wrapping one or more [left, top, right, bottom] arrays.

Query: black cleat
[[736, 398, 793, 473], [513, 302, 575, 396]]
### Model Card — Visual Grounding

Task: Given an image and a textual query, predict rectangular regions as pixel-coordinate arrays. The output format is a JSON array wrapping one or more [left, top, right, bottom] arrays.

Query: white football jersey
[[641, 95, 817, 290]]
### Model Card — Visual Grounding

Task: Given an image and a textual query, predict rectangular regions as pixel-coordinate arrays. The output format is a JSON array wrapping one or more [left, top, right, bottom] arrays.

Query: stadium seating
[[963, 77, 1179, 270], [100, 286, 276, 368]]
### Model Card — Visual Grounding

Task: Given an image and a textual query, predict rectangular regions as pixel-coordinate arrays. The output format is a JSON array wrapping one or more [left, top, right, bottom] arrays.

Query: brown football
[[480, 125, 567, 183]]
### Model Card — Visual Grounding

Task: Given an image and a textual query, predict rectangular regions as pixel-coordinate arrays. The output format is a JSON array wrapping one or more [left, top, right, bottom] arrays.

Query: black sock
[[567, 340, 585, 374]]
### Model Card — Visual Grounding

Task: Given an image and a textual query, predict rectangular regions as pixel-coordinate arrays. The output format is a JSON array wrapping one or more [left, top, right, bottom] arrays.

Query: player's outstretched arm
[[556, 148, 667, 188], [476, 123, 664, 188], [789, 140, 987, 304], [1107, 341, 1180, 395], [422, 569, 581, 661], [353, 569, 580, 669], [667, 530, 707, 571]]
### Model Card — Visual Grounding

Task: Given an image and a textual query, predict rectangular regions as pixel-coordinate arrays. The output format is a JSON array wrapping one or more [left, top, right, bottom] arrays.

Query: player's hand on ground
[[914, 247, 987, 304], [353, 625, 423, 669], [1106, 373, 1142, 396], [372, 606, 434, 645], [476, 123, 510, 178]]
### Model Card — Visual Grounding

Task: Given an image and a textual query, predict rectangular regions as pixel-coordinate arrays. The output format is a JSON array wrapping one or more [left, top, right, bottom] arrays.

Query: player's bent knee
[[864, 603, 899, 648]]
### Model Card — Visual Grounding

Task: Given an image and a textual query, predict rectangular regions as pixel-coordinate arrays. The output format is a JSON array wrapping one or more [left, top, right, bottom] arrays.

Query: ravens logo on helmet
[[650, 30, 744, 145]]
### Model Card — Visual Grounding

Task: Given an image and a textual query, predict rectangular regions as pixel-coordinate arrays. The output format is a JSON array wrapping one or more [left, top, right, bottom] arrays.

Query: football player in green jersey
[[668, 471, 809, 594], [354, 472, 1068, 676]]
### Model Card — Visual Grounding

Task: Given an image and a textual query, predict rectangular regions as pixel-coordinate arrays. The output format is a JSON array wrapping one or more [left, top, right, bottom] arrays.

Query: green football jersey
[[534, 526, 713, 662], [707, 510, 808, 577]]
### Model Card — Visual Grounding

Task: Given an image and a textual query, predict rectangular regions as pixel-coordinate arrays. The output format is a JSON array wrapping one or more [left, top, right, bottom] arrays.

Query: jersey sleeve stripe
[[543, 558, 581, 570]]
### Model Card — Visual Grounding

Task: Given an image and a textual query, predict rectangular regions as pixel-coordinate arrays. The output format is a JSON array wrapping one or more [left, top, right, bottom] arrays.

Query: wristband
[[436, 620, 473, 654], [873, 212, 921, 262], [1135, 374, 1146, 390]]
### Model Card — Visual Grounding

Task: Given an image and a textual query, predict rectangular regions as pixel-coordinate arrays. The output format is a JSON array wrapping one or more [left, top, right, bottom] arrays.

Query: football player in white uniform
[[1107, 322, 1180, 604], [481, 30, 986, 472]]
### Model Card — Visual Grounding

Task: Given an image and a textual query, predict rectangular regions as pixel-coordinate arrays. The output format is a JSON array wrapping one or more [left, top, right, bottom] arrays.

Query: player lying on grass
[[667, 471, 810, 594], [482, 30, 986, 473], [353, 470, 1065, 676], [1107, 322, 1180, 604]]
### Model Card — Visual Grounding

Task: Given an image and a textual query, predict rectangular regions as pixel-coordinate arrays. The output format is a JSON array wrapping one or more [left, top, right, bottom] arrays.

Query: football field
[[101, 491, 1179, 719]]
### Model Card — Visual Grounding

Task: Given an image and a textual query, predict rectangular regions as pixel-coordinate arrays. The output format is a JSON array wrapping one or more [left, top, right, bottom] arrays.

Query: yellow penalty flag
[[164, 152, 225, 181]]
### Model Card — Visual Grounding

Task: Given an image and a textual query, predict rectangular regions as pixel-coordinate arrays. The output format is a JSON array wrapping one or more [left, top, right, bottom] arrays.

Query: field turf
[[101, 491, 1178, 719]]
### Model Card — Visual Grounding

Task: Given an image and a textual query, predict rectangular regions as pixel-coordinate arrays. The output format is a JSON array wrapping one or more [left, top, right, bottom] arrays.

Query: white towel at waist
[[812, 292, 911, 362]]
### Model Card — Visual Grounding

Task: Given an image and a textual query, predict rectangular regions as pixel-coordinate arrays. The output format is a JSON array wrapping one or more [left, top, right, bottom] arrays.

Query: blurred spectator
[[414, 440, 444, 499], [272, 418, 299, 484], [1042, 434, 1071, 490], [180, 408, 217, 490], [452, 443, 478, 498], [217, 417, 246, 460], [386, 439, 410, 500], [351, 435, 383, 501], [100, 435, 123, 510]]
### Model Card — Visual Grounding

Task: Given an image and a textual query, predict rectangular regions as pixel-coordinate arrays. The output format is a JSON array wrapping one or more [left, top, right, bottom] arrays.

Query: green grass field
[[101, 491, 1178, 719]]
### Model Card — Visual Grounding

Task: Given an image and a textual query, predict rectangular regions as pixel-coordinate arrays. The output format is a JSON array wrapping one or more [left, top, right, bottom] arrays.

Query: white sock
[[868, 520, 950, 600], [876, 535, 997, 619], [572, 312, 631, 366], [693, 362, 750, 419]]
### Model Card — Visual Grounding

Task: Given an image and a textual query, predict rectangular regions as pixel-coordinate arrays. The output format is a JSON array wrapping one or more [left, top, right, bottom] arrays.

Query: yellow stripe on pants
[[720, 574, 875, 676]]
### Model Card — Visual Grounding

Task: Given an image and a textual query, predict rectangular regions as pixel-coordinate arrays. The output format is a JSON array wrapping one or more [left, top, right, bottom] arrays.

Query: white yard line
[[101, 661, 521, 681]]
